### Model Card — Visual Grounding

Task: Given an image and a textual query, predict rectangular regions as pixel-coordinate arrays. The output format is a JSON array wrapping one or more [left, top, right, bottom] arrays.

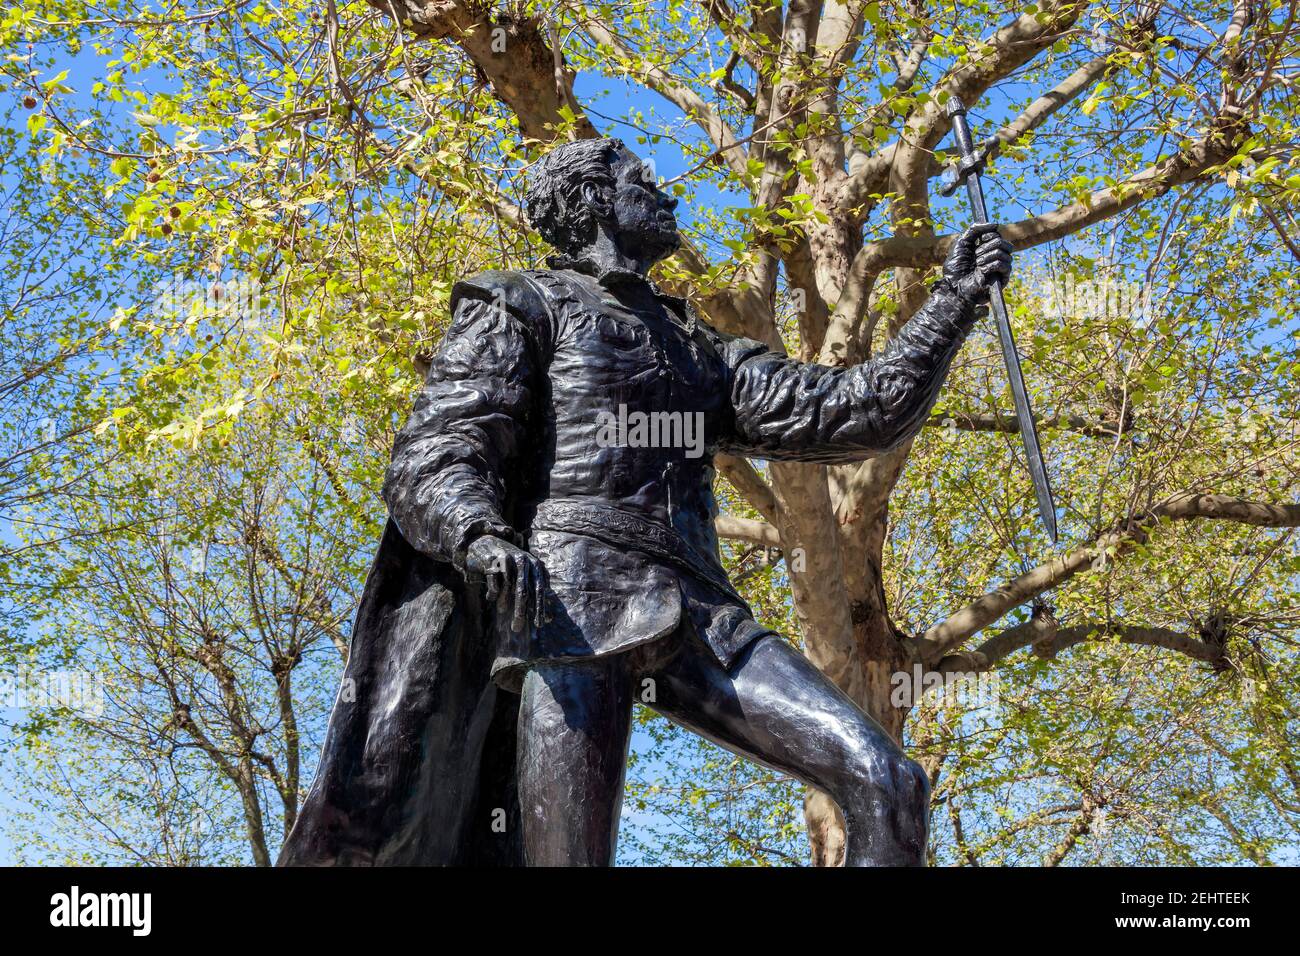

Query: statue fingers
[[975, 236, 1012, 259], [976, 245, 1012, 275], [958, 221, 1001, 254], [976, 254, 1012, 279], [530, 559, 548, 629], [482, 564, 501, 603], [510, 554, 530, 634]]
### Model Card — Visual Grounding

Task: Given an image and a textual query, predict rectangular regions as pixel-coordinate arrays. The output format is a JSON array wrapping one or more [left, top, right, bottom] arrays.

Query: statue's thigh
[[647, 633, 903, 792]]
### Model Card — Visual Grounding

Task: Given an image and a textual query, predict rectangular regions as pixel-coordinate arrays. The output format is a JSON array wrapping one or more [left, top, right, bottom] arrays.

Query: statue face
[[599, 148, 681, 263]]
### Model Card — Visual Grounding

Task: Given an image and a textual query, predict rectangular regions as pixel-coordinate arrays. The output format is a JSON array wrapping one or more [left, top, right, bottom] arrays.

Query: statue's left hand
[[942, 222, 1013, 304]]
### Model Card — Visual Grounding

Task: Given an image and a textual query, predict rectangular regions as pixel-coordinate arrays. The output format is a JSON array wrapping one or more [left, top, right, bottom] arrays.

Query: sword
[[939, 96, 1058, 544]]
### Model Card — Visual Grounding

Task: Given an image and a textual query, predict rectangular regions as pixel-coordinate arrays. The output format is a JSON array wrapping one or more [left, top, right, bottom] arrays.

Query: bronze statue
[[279, 138, 1012, 867]]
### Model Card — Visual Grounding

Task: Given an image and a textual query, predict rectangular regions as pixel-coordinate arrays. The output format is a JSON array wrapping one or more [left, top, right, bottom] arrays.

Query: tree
[[3, 0, 1298, 864], [3, 335, 385, 863], [0, 107, 155, 655]]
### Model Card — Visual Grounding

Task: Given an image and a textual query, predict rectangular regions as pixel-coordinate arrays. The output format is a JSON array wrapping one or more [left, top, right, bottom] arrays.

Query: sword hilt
[[938, 97, 988, 199]]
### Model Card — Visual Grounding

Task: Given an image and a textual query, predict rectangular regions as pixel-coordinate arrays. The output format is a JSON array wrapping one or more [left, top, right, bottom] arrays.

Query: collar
[[545, 253, 698, 334], [544, 253, 657, 292]]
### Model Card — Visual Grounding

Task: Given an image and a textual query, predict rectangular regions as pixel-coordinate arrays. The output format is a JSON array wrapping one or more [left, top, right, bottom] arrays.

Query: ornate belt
[[530, 499, 743, 603]]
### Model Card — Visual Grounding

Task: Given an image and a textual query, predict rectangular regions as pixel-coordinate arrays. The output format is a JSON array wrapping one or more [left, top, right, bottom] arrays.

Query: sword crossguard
[[938, 95, 988, 197], [938, 152, 987, 197]]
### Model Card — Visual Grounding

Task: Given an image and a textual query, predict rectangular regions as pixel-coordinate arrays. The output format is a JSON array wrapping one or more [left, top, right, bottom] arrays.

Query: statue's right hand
[[464, 535, 548, 634]]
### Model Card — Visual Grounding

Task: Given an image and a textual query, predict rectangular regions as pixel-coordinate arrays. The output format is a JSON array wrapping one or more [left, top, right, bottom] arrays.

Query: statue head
[[524, 138, 680, 269]]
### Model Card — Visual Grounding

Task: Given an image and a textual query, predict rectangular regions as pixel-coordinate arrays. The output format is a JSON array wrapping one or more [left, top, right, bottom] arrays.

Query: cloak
[[276, 519, 522, 866]]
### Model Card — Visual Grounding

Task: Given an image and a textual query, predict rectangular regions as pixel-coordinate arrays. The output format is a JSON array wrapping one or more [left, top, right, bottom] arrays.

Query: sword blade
[[962, 171, 1059, 543]]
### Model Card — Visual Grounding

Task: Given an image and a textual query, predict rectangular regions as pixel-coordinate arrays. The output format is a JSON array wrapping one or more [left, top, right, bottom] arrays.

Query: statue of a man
[[281, 138, 1011, 867]]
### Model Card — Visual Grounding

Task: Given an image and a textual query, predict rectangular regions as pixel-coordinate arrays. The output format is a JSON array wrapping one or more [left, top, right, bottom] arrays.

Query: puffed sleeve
[[719, 283, 977, 464], [382, 281, 546, 570]]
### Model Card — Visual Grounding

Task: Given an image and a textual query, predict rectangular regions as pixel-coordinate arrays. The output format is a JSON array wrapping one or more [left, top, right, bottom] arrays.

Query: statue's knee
[[841, 747, 929, 816], [896, 754, 930, 813]]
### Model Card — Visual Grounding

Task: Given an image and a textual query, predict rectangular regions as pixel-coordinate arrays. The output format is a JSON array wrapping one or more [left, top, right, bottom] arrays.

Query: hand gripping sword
[[939, 96, 1058, 543]]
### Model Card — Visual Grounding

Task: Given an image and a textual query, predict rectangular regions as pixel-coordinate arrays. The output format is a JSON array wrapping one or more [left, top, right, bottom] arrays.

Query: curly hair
[[524, 138, 627, 255]]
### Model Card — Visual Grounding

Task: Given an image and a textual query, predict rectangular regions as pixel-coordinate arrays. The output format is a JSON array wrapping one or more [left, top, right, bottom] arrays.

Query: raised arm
[[720, 224, 1011, 464]]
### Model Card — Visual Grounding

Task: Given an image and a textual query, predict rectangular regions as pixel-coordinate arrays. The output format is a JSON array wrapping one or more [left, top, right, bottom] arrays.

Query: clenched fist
[[942, 222, 1013, 305], [465, 535, 548, 634]]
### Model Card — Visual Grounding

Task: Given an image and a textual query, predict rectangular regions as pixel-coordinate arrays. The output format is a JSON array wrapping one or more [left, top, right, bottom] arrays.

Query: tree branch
[[838, 0, 1094, 217], [914, 492, 1300, 665], [575, 12, 751, 177], [924, 52, 1115, 180], [368, 0, 596, 141], [1000, 107, 1248, 248], [715, 514, 781, 546], [925, 410, 1127, 440], [715, 452, 780, 522], [936, 615, 1230, 674], [840, 104, 1252, 287]]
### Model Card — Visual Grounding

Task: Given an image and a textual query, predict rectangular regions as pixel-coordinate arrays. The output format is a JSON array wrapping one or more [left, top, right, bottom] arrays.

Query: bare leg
[[516, 658, 634, 866], [647, 634, 929, 866]]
